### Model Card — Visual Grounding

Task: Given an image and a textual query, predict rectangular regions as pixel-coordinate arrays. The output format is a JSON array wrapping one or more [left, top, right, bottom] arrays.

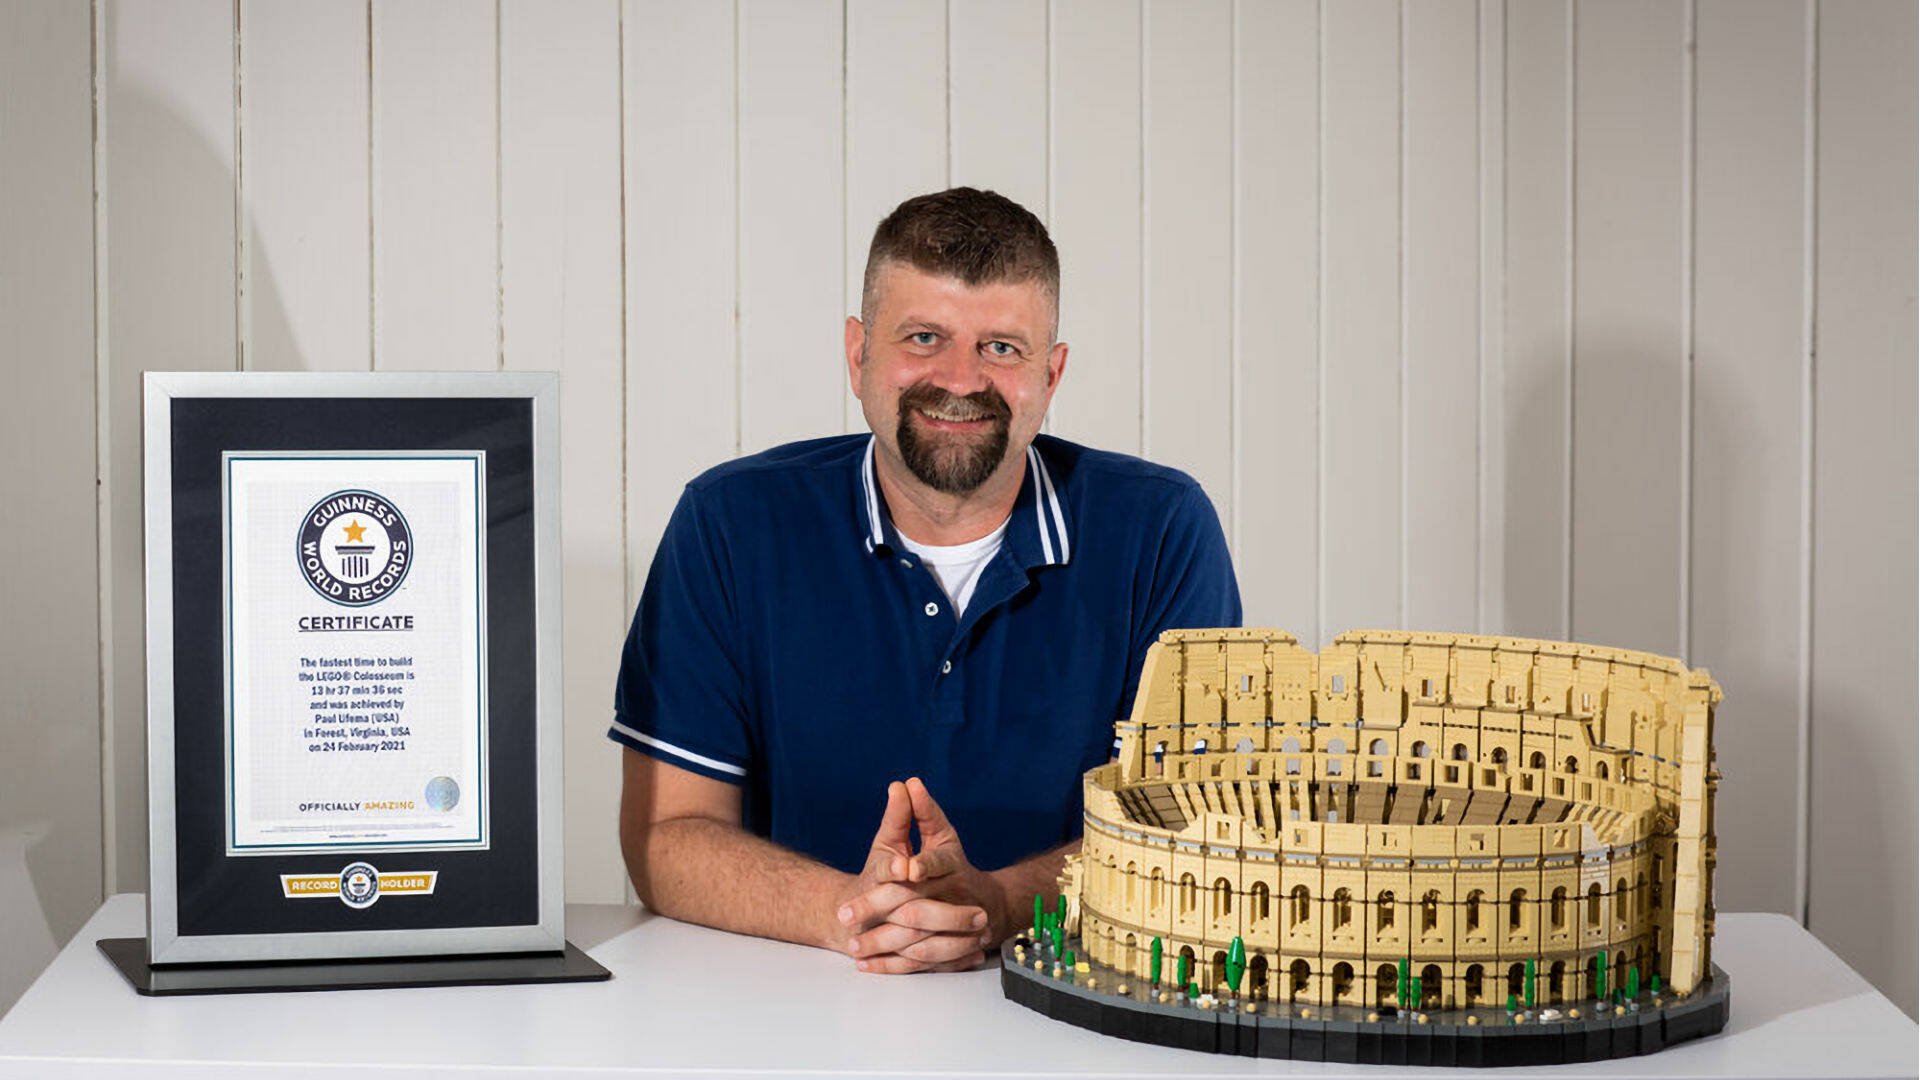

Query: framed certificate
[[139, 372, 567, 967]]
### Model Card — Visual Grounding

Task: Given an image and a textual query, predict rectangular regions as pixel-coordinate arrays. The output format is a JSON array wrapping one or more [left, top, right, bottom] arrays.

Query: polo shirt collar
[[855, 435, 1073, 568]]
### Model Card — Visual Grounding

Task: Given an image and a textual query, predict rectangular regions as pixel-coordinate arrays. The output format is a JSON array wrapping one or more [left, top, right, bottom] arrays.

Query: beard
[[894, 380, 1013, 495]]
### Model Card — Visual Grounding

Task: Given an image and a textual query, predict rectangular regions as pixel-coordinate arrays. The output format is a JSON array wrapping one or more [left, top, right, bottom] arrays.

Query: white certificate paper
[[225, 452, 489, 854]]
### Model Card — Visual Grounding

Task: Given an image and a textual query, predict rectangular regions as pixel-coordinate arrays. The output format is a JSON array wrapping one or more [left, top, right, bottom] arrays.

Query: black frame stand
[[98, 937, 609, 997]]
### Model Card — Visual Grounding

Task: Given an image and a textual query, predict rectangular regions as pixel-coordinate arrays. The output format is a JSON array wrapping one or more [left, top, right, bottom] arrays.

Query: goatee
[[895, 381, 1012, 495]]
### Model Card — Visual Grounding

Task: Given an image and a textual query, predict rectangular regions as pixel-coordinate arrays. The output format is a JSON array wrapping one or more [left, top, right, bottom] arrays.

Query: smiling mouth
[[914, 405, 993, 424]]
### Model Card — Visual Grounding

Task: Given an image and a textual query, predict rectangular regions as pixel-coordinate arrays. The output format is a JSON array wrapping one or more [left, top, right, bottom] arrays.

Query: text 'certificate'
[[225, 452, 489, 855]]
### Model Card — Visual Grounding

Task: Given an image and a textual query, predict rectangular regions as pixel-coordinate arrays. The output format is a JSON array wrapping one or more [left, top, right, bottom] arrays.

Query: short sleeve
[[1120, 483, 1243, 714], [608, 485, 754, 784]]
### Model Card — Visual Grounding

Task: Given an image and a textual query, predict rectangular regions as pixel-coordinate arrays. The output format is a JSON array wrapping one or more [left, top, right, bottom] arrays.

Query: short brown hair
[[861, 187, 1059, 333]]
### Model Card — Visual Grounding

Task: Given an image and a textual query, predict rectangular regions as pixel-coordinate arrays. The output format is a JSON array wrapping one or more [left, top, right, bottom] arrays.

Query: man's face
[[847, 263, 1067, 498]]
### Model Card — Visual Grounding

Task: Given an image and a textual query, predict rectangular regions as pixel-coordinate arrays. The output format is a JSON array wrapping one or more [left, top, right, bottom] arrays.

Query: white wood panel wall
[[2, 0, 1912, 1019]]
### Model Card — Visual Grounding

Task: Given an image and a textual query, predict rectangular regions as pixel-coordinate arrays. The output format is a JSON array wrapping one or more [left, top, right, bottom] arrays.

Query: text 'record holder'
[[107, 372, 607, 995]]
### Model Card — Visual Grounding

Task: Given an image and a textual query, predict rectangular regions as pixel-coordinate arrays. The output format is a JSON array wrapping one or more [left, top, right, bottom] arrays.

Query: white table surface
[[0, 895, 1912, 1078]]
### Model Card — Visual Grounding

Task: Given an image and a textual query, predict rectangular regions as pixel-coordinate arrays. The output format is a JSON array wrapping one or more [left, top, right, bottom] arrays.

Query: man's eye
[[984, 341, 1018, 359], [910, 332, 939, 347]]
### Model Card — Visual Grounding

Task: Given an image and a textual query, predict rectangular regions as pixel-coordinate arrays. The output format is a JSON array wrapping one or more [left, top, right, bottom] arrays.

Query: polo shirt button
[[941, 660, 952, 675], [899, 558, 912, 568], [924, 601, 939, 617]]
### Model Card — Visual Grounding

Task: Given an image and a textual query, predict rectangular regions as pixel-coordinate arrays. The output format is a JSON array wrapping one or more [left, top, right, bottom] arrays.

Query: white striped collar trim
[[860, 437, 885, 552], [1026, 445, 1071, 566], [611, 720, 747, 778], [859, 435, 1072, 567]]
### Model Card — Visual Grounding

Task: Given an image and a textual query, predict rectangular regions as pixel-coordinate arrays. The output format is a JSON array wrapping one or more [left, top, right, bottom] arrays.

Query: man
[[612, 188, 1239, 973]]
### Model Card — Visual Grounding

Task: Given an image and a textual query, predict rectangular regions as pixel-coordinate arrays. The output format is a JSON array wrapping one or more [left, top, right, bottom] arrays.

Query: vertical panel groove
[[1045, 0, 1053, 229], [617, 0, 630, 609], [1473, 0, 1483, 630], [1314, 0, 1326, 645], [1475, 0, 1493, 633], [731, 0, 742, 457], [1228, 0, 1241, 558], [1561, 0, 1575, 641], [838, 0, 848, 428], [91, 0, 113, 895], [1396, 0, 1408, 628], [494, 0, 504, 373], [365, 0, 376, 371], [1138, 0, 1149, 457], [1679, 0, 1696, 662], [1795, 0, 1817, 927], [1045, 0, 1056, 222], [233, 0, 247, 370], [944, 0, 953, 184]]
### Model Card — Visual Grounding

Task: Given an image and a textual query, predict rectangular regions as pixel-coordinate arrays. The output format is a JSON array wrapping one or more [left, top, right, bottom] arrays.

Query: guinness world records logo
[[338, 861, 381, 909], [298, 489, 414, 606]]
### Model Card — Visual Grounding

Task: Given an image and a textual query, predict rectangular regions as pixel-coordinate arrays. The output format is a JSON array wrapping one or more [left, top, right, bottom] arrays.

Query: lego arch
[[1288, 959, 1311, 1001], [1374, 964, 1397, 1008], [1464, 963, 1486, 1005], [1330, 962, 1356, 1005]]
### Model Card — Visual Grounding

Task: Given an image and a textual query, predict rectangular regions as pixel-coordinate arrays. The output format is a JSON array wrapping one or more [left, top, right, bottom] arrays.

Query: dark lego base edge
[[1001, 947, 1730, 1068], [98, 937, 611, 996]]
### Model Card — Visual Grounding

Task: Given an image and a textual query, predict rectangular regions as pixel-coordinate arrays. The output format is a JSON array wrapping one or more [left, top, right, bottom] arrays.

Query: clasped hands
[[829, 777, 1009, 974]]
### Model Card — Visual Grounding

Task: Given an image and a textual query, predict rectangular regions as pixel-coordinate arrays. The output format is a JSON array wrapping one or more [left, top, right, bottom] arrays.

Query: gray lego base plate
[[1000, 938, 1730, 1067]]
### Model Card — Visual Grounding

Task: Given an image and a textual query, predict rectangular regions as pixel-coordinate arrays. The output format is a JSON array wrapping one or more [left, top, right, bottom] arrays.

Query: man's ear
[[1045, 340, 1069, 394], [844, 315, 866, 398]]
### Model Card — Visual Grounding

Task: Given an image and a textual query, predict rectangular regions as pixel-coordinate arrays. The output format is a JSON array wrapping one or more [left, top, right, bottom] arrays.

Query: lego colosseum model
[[1002, 628, 1729, 1067]]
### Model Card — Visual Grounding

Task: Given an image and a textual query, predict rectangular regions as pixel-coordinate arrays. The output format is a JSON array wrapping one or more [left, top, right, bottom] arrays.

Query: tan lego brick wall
[[1069, 629, 1718, 1008]]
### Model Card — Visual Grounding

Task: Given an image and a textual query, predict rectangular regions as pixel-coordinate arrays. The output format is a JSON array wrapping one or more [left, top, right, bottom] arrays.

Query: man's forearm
[[989, 839, 1080, 939], [628, 815, 851, 950]]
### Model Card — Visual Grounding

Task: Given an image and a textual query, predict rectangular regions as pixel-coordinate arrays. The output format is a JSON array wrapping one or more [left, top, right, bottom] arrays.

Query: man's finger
[[904, 776, 958, 844], [855, 949, 988, 975], [906, 845, 968, 883], [860, 845, 907, 884], [865, 781, 912, 877], [883, 895, 987, 933], [920, 949, 989, 973], [849, 923, 988, 964], [846, 920, 932, 958], [835, 881, 920, 929]]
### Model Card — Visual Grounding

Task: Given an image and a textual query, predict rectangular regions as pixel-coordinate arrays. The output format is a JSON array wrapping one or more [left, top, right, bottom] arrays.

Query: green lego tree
[[1225, 936, 1246, 994], [1176, 952, 1191, 992], [1033, 893, 1044, 934], [1651, 973, 1662, 995], [1627, 965, 1640, 1000], [1524, 958, 1536, 1009], [1507, 992, 1518, 1014], [1411, 975, 1424, 1012], [1150, 937, 1164, 986], [1397, 958, 1410, 1008], [1596, 948, 1608, 1000]]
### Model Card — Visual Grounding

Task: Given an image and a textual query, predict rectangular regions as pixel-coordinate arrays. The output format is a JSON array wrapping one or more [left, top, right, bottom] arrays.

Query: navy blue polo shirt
[[609, 433, 1240, 875]]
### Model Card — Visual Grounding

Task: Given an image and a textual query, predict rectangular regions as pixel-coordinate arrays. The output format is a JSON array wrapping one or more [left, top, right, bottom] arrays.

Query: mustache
[[898, 382, 1012, 423]]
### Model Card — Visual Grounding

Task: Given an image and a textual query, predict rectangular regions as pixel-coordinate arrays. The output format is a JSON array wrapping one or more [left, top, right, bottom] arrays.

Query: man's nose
[[924, 341, 993, 395]]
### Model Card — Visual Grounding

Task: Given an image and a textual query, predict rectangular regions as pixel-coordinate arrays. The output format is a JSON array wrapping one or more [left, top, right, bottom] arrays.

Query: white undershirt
[[895, 515, 1010, 618]]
